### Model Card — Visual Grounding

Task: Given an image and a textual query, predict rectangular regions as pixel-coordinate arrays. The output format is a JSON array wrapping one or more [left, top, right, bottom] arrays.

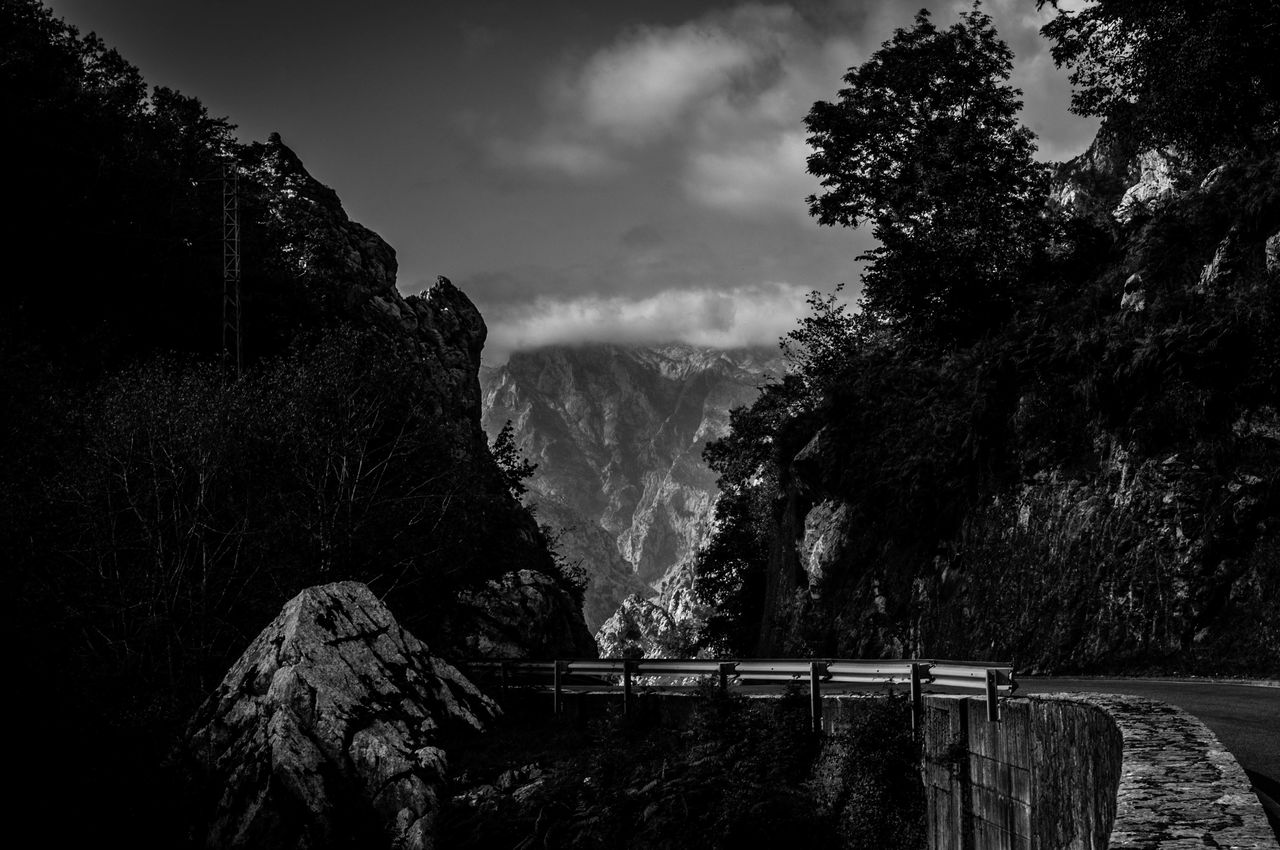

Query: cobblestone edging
[[1036, 694, 1278, 850]]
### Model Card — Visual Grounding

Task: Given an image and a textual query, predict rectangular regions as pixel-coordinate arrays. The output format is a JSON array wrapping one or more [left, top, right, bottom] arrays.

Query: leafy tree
[[1039, 0, 1280, 165], [804, 6, 1047, 344], [695, 378, 804, 653], [780, 284, 862, 398], [490, 420, 537, 499]]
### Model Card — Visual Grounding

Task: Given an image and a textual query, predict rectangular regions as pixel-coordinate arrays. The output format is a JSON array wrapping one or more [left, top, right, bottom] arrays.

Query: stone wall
[[1047, 694, 1278, 850], [923, 693, 1278, 850]]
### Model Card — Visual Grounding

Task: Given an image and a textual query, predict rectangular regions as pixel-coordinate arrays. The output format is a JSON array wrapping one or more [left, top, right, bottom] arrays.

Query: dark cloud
[[621, 224, 666, 249]]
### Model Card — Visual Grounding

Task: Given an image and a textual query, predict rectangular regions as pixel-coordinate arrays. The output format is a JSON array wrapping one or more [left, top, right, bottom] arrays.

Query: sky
[[45, 0, 1097, 363]]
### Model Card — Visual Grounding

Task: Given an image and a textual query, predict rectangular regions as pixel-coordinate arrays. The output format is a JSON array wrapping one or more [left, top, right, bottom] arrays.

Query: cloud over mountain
[[482, 282, 816, 363]]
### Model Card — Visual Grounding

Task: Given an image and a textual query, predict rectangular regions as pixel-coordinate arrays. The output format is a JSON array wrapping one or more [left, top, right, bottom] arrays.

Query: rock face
[[246, 135, 489, 425], [596, 593, 698, 659], [1112, 148, 1183, 223], [183, 581, 497, 850], [454, 569, 597, 658], [479, 344, 784, 633], [1048, 132, 1188, 226]]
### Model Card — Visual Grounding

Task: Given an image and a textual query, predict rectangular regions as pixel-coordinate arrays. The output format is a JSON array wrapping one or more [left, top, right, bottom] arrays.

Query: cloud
[[488, 136, 622, 178], [482, 282, 815, 362], [487, 2, 843, 205], [491, 0, 1097, 189], [570, 14, 767, 142], [684, 129, 818, 220]]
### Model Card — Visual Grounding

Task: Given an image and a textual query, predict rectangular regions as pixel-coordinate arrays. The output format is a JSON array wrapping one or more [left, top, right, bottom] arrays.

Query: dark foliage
[[0, 3, 564, 843], [491, 419, 538, 499], [1039, 0, 1280, 166], [812, 691, 925, 849], [696, 4, 1280, 673], [443, 687, 925, 850], [805, 8, 1047, 344]]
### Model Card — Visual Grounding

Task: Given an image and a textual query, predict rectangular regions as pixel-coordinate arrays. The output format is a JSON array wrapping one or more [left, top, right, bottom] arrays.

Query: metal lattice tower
[[221, 163, 242, 377]]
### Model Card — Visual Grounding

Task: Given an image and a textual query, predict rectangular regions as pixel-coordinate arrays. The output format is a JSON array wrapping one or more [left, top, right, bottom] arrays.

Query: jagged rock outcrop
[[595, 556, 709, 659], [1266, 232, 1280, 275], [1112, 148, 1183, 223], [479, 344, 783, 633], [595, 594, 695, 659], [182, 581, 496, 850], [454, 569, 597, 658], [1049, 132, 1188, 226], [532, 498, 650, 634], [246, 136, 488, 422], [237, 137, 592, 657], [1049, 130, 1134, 220]]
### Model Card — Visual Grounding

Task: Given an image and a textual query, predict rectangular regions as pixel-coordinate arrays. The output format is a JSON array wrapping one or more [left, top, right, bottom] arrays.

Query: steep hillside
[[698, 131, 1280, 674], [0, 5, 592, 843], [480, 344, 784, 631]]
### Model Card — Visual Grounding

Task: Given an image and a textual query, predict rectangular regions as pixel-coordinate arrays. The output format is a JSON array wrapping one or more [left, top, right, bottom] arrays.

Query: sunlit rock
[[182, 581, 496, 850]]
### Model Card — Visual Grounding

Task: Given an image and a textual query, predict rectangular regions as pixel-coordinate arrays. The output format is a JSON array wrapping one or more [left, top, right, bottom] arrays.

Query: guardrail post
[[985, 668, 1000, 722], [499, 661, 509, 695], [623, 659, 634, 715], [910, 662, 926, 731], [553, 660, 564, 716], [718, 662, 733, 693], [810, 661, 823, 734]]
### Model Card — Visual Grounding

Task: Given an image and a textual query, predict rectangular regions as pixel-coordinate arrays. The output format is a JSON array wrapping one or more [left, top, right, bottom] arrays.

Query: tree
[[490, 420, 537, 499], [804, 6, 1046, 344], [1039, 0, 1280, 166]]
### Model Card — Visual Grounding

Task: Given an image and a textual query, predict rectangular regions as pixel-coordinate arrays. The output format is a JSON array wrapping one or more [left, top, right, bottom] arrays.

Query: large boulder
[[182, 581, 496, 850]]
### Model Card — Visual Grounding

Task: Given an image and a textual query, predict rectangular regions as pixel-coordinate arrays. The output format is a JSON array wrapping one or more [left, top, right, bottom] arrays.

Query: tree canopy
[[1039, 0, 1280, 166], [804, 7, 1047, 345]]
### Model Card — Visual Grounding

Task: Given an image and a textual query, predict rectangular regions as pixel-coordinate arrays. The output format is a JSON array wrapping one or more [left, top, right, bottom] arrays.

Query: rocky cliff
[[480, 344, 784, 633], [245, 134, 487, 423], [238, 135, 594, 658]]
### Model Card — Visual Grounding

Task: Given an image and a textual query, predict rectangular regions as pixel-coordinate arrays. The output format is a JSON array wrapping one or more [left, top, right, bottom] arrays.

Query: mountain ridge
[[480, 342, 785, 631]]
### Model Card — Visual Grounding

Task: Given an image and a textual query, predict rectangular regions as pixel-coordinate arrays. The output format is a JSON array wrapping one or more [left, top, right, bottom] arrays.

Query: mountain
[[480, 344, 785, 632]]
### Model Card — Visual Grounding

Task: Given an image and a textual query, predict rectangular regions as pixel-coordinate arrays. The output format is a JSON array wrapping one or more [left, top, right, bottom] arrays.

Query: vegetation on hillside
[[443, 687, 924, 850], [694, 2, 1280, 674]]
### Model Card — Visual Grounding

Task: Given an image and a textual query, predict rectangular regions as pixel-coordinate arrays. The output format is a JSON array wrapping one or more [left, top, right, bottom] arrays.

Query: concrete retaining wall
[[922, 695, 1121, 850], [924, 693, 1278, 850]]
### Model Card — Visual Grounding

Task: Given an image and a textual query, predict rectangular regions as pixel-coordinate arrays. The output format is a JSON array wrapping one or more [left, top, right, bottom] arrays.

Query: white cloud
[[488, 2, 843, 201], [489, 136, 622, 178], [684, 130, 818, 220], [483, 282, 813, 362], [573, 21, 758, 142]]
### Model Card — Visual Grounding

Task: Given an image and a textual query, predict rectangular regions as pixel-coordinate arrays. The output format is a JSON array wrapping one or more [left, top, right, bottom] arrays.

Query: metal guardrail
[[463, 657, 1016, 732]]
